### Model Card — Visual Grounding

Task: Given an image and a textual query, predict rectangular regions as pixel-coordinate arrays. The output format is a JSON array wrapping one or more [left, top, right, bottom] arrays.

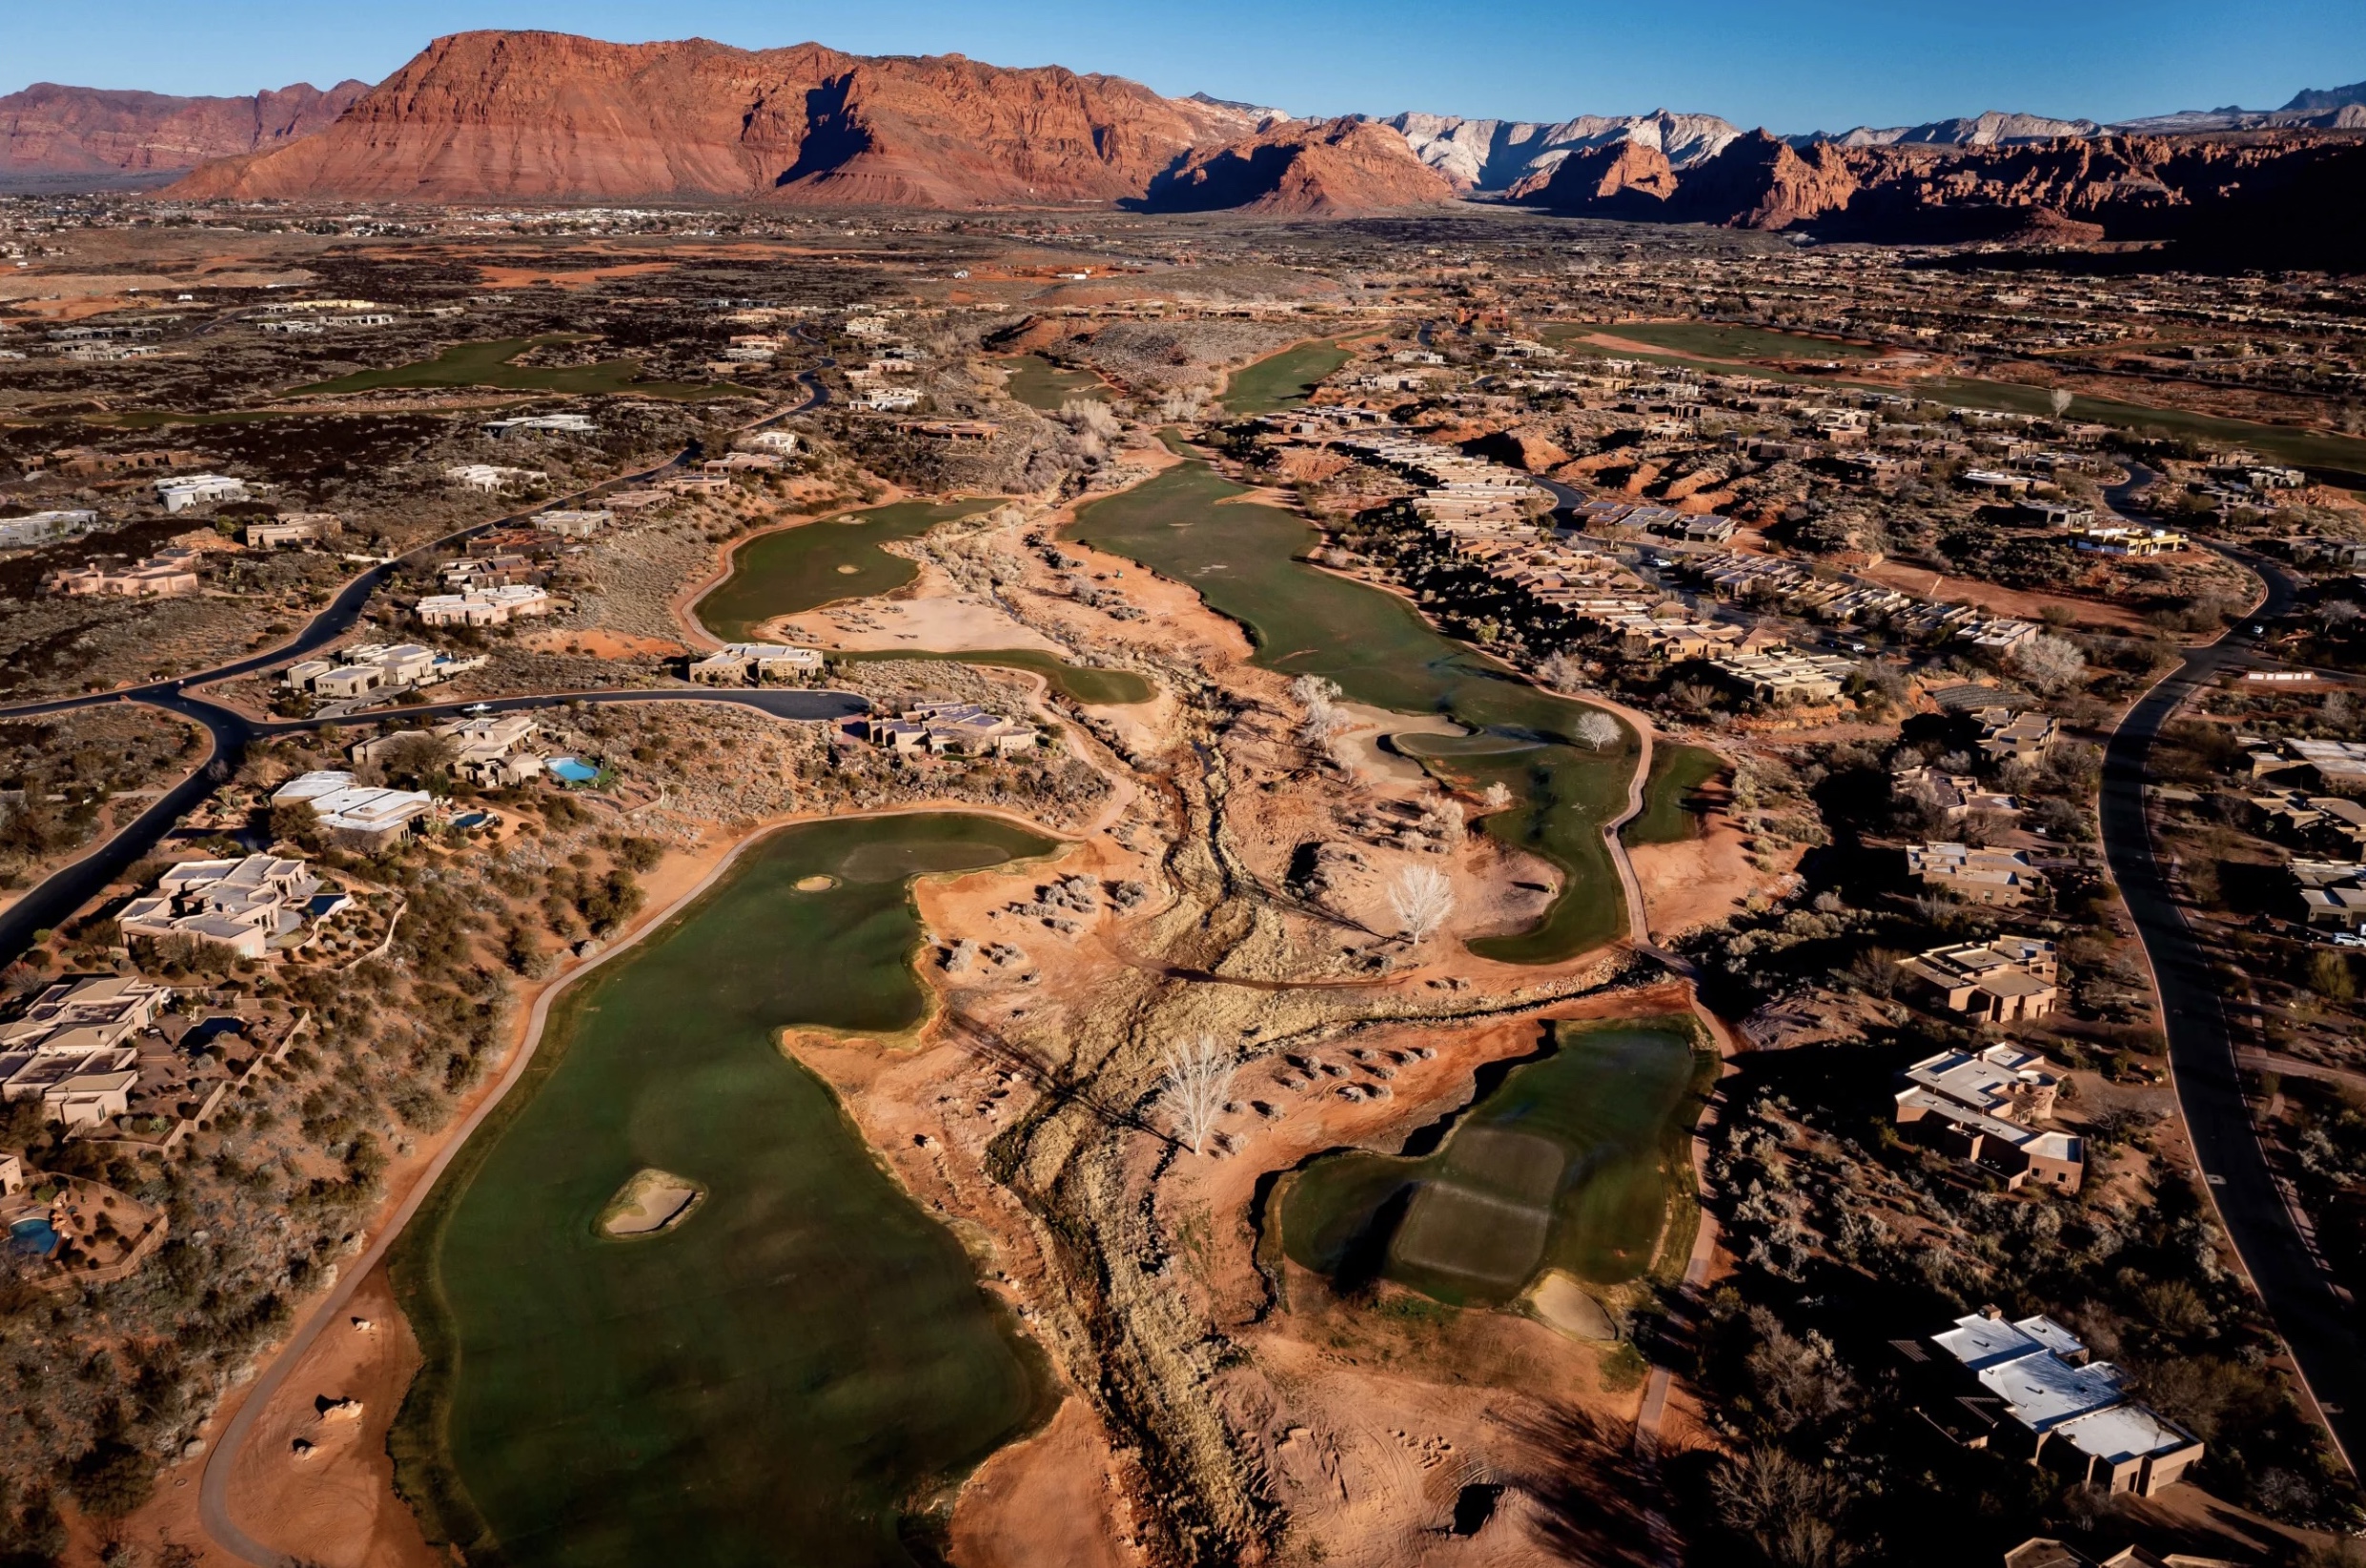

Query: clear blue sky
[[11, 0, 2364, 132]]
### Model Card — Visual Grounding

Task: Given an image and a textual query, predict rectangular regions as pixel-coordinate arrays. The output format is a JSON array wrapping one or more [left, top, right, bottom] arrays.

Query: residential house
[[1900, 1310, 2200, 1496], [118, 853, 325, 959], [154, 474, 248, 513], [246, 513, 342, 548], [355, 716, 545, 787], [445, 464, 547, 493], [1978, 710, 2058, 764], [687, 643, 825, 685], [1894, 1043, 2083, 1191], [534, 510, 611, 537], [46, 549, 202, 598], [867, 701, 1039, 757], [1897, 938, 2060, 1023], [416, 583, 555, 626], [1710, 650, 1856, 704], [270, 772, 435, 852], [481, 415, 598, 438], [0, 510, 99, 549], [1908, 843, 2048, 906], [2291, 859, 2366, 934]]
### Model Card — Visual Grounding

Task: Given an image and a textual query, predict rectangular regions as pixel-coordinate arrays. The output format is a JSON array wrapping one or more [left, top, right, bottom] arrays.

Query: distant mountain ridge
[[1384, 110, 1740, 191], [0, 80, 368, 189], [164, 31, 1449, 214]]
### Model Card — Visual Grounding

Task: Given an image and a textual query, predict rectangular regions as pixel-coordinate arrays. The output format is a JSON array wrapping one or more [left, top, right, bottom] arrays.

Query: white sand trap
[[599, 1169, 706, 1239], [793, 874, 839, 891], [1527, 1271, 1617, 1341]]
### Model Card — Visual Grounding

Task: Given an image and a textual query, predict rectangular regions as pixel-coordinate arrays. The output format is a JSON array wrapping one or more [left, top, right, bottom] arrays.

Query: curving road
[[2097, 529, 2363, 1472]]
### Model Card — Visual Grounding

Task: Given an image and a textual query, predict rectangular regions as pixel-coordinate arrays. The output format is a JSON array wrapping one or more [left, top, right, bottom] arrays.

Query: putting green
[[1277, 1018, 1711, 1305], [388, 813, 1060, 1568]]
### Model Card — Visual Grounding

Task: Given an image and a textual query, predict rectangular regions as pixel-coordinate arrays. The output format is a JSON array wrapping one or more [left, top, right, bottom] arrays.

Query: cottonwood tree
[[1480, 781, 1513, 810], [1158, 1034, 1235, 1156], [2012, 633, 2087, 693], [1539, 651, 1587, 690], [2050, 387, 2075, 417], [1575, 710, 1622, 751], [1389, 865, 1455, 946], [1290, 674, 1350, 750]]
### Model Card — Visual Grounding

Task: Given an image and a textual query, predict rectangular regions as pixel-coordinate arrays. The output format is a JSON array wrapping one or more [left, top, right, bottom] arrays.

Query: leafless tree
[[1480, 781, 1513, 811], [2011, 633, 2087, 693], [1059, 397, 1122, 439], [1424, 797, 1464, 841], [2049, 387, 2075, 417], [1290, 674, 1350, 750], [1389, 864, 1455, 946], [1158, 1034, 1234, 1155], [1575, 710, 1622, 751], [1538, 650, 1586, 690]]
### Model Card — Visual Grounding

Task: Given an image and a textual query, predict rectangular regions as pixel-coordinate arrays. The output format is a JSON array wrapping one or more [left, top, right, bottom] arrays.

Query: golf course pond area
[[993, 354, 1109, 410], [695, 499, 1154, 703], [387, 812, 1062, 1568], [1069, 448, 1636, 962], [1275, 1018, 1714, 1307]]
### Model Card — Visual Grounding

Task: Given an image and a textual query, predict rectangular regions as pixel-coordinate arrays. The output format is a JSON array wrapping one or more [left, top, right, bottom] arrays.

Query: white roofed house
[[1900, 1310, 2201, 1497], [117, 852, 325, 959], [1907, 843, 2048, 906], [153, 473, 247, 513], [271, 771, 435, 853], [533, 510, 612, 538], [1893, 1041, 2083, 1191], [482, 414, 598, 439], [445, 464, 548, 493], [416, 583, 555, 627]]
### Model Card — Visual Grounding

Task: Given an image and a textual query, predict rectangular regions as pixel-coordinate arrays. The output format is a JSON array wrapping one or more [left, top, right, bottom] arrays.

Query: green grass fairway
[[1221, 340, 1355, 414], [387, 815, 1060, 1568], [290, 336, 745, 400], [1071, 453, 1634, 962], [1278, 1019, 1712, 1304], [693, 499, 1003, 642], [1624, 744, 1724, 846]]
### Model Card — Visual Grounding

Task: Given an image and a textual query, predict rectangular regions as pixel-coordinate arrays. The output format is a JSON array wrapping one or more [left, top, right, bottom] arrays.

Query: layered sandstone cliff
[[0, 80, 367, 186], [169, 31, 1297, 207], [1140, 116, 1456, 214]]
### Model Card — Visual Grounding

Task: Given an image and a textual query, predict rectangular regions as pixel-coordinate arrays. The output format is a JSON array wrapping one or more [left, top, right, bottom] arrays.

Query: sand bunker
[[599, 1169, 706, 1238], [1527, 1271, 1617, 1341], [793, 874, 839, 891]]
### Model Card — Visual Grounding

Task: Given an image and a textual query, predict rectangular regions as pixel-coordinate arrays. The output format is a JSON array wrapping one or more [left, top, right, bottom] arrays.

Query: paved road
[[0, 364, 846, 970], [2097, 539, 2363, 1471]]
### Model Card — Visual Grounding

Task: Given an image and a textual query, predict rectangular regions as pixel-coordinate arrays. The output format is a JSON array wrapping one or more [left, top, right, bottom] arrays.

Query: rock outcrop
[[0, 80, 368, 187], [1139, 116, 1456, 214], [168, 31, 1322, 208], [1385, 108, 1738, 191], [1515, 121, 2366, 260]]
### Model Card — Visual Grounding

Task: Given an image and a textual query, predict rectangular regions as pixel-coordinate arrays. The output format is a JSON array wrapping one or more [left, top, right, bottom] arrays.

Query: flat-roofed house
[[247, 513, 342, 548], [1897, 938, 2059, 1022], [1908, 843, 2048, 906], [687, 643, 825, 685], [271, 772, 433, 853], [154, 473, 247, 513], [1904, 1311, 2201, 1497], [118, 852, 325, 958], [1895, 1043, 2083, 1191]]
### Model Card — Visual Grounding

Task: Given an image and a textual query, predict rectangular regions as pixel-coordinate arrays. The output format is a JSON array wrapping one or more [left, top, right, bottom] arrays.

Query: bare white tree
[[1389, 864, 1456, 947], [2049, 387, 2075, 417], [2011, 633, 2087, 693], [1059, 397, 1122, 438], [1539, 651, 1587, 691], [1574, 710, 1622, 751], [1290, 674, 1350, 749], [1424, 797, 1465, 842], [1158, 1035, 1235, 1156], [1480, 781, 1513, 811]]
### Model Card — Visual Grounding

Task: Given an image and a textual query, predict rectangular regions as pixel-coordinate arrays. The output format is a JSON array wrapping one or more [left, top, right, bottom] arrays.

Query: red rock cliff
[[0, 81, 367, 183], [1140, 116, 1457, 214], [168, 31, 1279, 206]]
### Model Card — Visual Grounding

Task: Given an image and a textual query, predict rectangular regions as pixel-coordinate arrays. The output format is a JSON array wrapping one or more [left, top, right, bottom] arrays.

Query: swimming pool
[[8, 1216, 59, 1259], [546, 758, 600, 785]]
